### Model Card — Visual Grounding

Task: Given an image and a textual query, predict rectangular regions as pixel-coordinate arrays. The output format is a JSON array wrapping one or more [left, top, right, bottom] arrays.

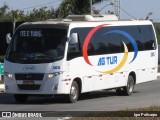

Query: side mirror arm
[[6, 33, 12, 44]]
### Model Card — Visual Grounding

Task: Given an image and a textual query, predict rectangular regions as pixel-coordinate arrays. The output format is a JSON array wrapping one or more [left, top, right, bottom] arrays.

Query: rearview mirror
[[6, 33, 11, 44], [70, 33, 78, 44]]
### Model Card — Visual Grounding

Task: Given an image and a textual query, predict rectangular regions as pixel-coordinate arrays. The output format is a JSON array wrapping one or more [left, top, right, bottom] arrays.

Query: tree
[[57, 0, 104, 18], [0, 3, 10, 21], [0, 3, 57, 22], [0, 1, 104, 22], [154, 23, 160, 44], [25, 7, 56, 22], [0, 3, 25, 22], [0, 3, 9, 15]]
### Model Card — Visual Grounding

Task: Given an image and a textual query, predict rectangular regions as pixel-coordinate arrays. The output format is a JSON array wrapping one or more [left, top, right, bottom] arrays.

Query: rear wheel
[[67, 81, 79, 103], [116, 76, 135, 96], [14, 94, 28, 103]]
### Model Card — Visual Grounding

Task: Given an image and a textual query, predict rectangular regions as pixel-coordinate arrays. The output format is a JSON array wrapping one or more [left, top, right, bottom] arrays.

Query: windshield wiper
[[32, 54, 56, 61], [8, 52, 62, 63]]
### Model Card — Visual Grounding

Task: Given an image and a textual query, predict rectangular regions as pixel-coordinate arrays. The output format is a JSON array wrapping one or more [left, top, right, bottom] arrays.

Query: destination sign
[[20, 30, 42, 37]]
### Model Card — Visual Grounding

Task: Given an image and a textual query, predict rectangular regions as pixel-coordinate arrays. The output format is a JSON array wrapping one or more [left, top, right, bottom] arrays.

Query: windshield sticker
[[20, 30, 42, 37]]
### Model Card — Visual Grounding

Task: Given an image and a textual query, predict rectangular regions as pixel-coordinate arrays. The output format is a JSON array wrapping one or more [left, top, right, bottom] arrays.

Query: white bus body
[[4, 15, 158, 103]]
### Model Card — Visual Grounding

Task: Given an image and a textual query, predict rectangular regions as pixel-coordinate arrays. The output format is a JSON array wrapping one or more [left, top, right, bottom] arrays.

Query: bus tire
[[116, 76, 135, 96], [67, 81, 79, 103], [14, 94, 28, 103]]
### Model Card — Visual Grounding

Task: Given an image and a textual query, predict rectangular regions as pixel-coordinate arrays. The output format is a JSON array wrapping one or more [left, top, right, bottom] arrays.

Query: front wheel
[[116, 76, 135, 96], [67, 81, 79, 103]]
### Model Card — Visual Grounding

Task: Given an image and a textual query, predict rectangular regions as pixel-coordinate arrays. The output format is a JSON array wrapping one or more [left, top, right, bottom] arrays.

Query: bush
[[0, 56, 4, 63]]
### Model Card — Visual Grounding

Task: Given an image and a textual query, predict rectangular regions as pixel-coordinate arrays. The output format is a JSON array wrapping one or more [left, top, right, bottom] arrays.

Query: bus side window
[[68, 44, 79, 52], [140, 25, 156, 50]]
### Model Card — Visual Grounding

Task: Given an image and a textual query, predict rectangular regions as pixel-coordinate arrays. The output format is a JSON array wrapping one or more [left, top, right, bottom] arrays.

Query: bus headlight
[[48, 72, 63, 79], [4, 72, 13, 79], [48, 74, 54, 78]]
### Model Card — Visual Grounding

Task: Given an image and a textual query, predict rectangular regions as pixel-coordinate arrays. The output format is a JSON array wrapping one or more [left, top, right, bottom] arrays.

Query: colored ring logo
[[82, 24, 138, 74]]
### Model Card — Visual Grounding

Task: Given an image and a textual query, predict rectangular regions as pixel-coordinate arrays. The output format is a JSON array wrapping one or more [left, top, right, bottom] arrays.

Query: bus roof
[[20, 15, 153, 28]]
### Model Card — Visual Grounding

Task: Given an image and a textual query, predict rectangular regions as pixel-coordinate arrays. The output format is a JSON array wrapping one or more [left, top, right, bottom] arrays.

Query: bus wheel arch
[[67, 77, 82, 103], [73, 78, 82, 94], [116, 71, 136, 96], [129, 71, 136, 85]]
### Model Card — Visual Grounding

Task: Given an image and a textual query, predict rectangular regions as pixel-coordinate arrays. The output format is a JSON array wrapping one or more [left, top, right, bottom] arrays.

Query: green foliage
[[57, 0, 104, 18], [157, 33, 160, 44], [24, 7, 56, 22], [0, 56, 4, 62], [0, 0, 104, 21], [154, 23, 160, 44], [57, 0, 89, 18], [0, 3, 56, 22]]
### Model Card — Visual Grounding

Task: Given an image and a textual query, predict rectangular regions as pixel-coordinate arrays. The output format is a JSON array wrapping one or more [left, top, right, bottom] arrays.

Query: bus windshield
[[6, 28, 67, 64]]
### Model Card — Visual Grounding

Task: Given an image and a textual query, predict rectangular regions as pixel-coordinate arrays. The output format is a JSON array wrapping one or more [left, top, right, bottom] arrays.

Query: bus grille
[[15, 73, 44, 80]]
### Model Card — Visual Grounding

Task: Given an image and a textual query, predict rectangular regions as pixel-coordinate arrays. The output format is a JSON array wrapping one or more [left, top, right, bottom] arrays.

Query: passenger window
[[68, 25, 156, 61], [107, 34, 121, 54], [140, 25, 156, 50]]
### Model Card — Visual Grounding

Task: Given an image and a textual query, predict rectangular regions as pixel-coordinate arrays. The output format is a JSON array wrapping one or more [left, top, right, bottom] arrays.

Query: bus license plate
[[23, 81, 34, 85]]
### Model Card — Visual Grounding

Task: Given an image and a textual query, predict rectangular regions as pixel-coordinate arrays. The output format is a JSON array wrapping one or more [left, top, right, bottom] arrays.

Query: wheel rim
[[128, 80, 134, 93], [70, 86, 78, 100]]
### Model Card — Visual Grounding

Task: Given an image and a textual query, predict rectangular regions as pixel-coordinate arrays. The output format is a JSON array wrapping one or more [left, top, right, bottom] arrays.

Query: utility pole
[[13, 17, 16, 35], [114, 0, 120, 19], [90, 0, 93, 15]]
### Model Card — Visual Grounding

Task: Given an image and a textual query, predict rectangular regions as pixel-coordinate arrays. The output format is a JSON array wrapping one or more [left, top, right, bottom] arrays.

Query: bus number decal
[[53, 66, 60, 69]]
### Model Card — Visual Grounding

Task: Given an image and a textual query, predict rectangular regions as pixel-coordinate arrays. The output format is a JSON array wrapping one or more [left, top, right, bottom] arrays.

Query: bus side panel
[[136, 50, 157, 84]]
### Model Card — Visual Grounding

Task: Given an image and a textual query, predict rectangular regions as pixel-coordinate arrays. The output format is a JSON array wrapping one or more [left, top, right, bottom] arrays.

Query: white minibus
[[4, 15, 158, 103]]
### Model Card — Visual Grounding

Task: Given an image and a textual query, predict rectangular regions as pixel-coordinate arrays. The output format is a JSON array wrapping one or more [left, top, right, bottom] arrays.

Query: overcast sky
[[0, 0, 160, 22]]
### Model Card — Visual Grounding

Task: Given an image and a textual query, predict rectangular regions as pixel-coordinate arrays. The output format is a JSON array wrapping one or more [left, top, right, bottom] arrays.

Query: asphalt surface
[[0, 79, 160, 115]]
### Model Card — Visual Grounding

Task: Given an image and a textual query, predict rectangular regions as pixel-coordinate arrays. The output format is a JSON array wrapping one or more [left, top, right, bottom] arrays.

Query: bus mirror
[[70, 33, 78, 44], [6, 33, 12, 44]]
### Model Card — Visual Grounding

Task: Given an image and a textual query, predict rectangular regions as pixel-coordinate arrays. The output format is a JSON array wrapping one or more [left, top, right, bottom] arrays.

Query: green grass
[[70, 117, 159, 120], [125, 106, 160, 111], [70, 106, 160, 120]]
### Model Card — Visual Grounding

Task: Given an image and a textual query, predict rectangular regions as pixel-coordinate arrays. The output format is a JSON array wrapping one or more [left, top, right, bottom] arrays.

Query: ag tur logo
[[82, 24, 138, 74], [97, 56, 117, 66]]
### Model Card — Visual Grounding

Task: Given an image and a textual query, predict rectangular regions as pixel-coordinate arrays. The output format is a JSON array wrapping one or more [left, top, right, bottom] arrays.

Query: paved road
[[0, 79, 160, 112], [0, 79, 159, 120]]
